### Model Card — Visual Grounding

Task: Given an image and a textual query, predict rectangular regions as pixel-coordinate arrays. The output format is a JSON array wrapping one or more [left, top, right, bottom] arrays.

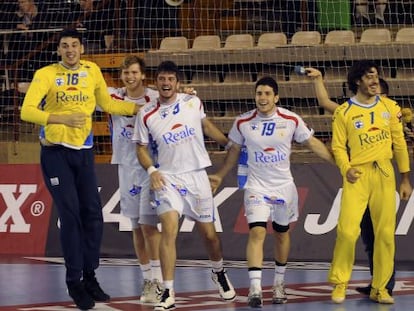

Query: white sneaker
[[140, 279, 152, 303], [272, 282, 287, 304], [211, 269, 236, 301], [154, 288, 175, 310], [147, 279, 163, 303], [247, 287, 263, 308]]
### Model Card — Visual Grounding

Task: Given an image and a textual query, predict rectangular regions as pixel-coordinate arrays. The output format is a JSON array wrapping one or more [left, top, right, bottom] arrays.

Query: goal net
[[0, 0, 413, 162]]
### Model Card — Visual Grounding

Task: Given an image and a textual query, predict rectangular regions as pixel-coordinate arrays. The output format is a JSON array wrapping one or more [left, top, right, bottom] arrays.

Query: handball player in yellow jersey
[[20, 28, 139, 310], [306, 67, 396, 296], [326, 60, 412, 304]]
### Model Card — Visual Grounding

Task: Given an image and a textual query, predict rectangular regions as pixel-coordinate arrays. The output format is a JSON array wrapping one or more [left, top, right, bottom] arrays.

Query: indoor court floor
[[1, 257, 414, 311]]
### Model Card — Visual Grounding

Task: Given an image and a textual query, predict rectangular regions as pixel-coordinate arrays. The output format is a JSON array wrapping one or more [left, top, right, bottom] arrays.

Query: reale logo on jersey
[[254, 147, 287, 163], [56, 90, 89, 103], [0, 165, 53, 255], [162, 123, 196, 144]]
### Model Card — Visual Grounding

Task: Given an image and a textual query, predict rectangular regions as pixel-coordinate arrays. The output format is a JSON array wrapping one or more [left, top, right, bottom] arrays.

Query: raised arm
[[305, 67, 339, 114]]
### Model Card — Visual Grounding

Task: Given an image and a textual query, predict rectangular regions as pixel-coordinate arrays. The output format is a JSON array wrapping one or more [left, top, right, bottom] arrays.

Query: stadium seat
[[257, 32, 287, 48], [191, 35, 221, 50], [223, 34, 254, 49], [324, 30, 355, 45], [290, 31, 321, 45], [395, 28, 414, 43], [359, 29, 392, 44], [159, 36, 189, 50]]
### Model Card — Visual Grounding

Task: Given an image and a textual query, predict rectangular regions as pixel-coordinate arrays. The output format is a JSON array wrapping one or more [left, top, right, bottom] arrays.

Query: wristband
[[224, 141, 233, 150], [147, 165, 158, 175]]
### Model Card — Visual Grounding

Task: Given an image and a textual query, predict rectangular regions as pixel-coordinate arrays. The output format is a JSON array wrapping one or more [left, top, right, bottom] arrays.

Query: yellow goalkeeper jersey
[[20, 60, 136, 149], [332, 95, 410, 176]]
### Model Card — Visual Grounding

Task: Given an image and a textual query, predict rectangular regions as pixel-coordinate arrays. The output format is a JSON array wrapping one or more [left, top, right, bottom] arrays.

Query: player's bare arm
[[209, 143, 241, 194], [305, 67, 339, 114], [136, 144, 165, 191], [202, 117, 229, 147], [399, 172, 413, 200], [304, 135, 335, 165]]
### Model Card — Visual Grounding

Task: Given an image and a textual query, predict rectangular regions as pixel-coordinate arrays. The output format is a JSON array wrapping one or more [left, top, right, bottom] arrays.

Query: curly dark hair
[[347, 60, 380, 94]]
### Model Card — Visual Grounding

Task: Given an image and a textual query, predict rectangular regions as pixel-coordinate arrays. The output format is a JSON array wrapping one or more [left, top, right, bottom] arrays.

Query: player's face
[[156, 72, 180, 102], [121, 63, 145, 91], [57, 37, 84, 69], [255, 85, 279, 116], [358, 67, 379, 97]]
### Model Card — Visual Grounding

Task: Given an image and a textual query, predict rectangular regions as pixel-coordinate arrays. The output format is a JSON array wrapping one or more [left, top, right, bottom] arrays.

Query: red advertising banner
[[0, 164, 53, 255]]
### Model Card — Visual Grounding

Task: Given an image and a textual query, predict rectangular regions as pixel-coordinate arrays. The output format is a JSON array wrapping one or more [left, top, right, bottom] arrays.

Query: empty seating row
[[154, 28, 414, 52], [144, 28, 414, 67]]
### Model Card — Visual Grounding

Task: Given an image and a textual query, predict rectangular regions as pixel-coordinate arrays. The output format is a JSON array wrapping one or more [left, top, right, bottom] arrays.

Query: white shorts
[[244, 182, 298, 226], [155, 169, 215, 223], [118, 165, 158, 226]]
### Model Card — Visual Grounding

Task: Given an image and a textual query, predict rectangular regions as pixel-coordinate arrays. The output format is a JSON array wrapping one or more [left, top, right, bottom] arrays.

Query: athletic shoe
[[82, 276, 110, 302], [369, 288, 394, 304], [154, 288, 175, 310], [272, 283, 287, 304], [67, 282, 95, 310], [147, 279, 163, 303], [211, 269, 236, 301], [331, 283, 347, 303], [140, 279, 152, 303], [355, 284, 371, 295], [247, 287, 263, 308]]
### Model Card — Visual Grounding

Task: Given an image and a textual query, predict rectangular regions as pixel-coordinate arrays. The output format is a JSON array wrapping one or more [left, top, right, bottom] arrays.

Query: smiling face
[[57, 36, 84, 69], [156, 71, 180, 103], [357, 67, 380, 98], [255, 84, 279, 116], [121, 63, 145, 92]]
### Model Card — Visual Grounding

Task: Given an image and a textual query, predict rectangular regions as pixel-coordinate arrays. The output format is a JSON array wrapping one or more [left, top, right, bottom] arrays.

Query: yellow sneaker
[[332, 283, 347, 303], [369, 288, 394, 304]]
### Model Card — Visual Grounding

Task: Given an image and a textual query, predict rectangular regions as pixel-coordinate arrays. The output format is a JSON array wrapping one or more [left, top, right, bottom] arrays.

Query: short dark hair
[[255, 76, 279, 95], [156, 61, 181, 81], [58, 28, 83, 46], [347, 60, 380, 94], [120, 55, 146, 73]]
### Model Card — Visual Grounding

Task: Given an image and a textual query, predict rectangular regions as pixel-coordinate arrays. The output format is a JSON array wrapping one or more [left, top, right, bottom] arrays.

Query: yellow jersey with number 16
[[20, 60, 135, 149]]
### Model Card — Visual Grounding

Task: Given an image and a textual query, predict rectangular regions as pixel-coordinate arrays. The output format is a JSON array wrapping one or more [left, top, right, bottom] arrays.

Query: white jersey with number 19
[[229, 107, 314, 191]]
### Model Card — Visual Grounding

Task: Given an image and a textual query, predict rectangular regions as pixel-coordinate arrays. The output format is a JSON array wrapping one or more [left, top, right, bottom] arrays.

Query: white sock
[[248, 270, 262, 291], [150, 259, 163, 282], [274, 264, 287, 286], [211, 259, 224, 273], [164, 280, 174, 291], [140, 263, 151, 280]]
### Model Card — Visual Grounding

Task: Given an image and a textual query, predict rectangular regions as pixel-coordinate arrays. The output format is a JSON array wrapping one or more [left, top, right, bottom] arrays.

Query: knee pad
[[248, 221, 267, 230], [272, 222, 289, 233]]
